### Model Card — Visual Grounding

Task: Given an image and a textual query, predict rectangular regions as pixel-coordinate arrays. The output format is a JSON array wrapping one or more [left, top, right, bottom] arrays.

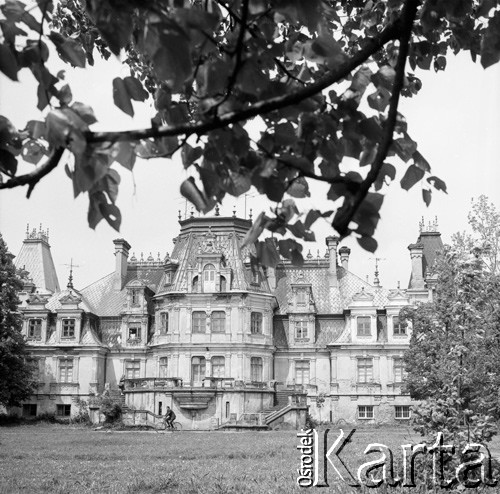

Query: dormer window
[[28, 318, 42, 340], [251, 270, 260, 285], [295, 319, 308, 340], [297, 290, 307, 306], [393, 316, 406, 335], [128, 326, 141, 340], [165, 271, 172, 285], [131, 289, 140, 306], [203, 263, 216, 292], [357, 316, 371, 336], [62, 319, 75, 338]]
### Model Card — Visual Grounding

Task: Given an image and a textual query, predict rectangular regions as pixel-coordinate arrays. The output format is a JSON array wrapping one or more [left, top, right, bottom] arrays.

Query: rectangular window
[[125, 360, 140, 379], [295, 320, 308, 340], [295, 360, 310, 385], [357, 358, 373, 383], [160, 313, 169, 333], [192, 311, 207, 333], [250, 357, 263, 382], [211, 356, 225, 378], [28, 319, 42, 340], [59, 358, 73, 383], [297, 290, 307, 306], [131, 289, 140, 306], [225, 401, 230, 419], [22, 404, 37, 417], [128, 326, 141, 340], [62, 319, 75, 338], [358, 405, 374, 419], [159, 357, 168, 378], [357, 316, 371, 336], [395, 405, 411, 419], [250, 312, 263, 334], [393, 358, 405, 383], [211, 311, 226, 333], [191, 356, 206, 383], [393, 316, 406, 335], [56, 404, 71, 417]]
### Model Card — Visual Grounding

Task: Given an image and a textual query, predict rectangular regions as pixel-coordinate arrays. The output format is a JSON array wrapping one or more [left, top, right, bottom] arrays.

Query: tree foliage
[[402, 242, 500, 446], [1, 0, 500, 263], [0, 234, 36, 407]]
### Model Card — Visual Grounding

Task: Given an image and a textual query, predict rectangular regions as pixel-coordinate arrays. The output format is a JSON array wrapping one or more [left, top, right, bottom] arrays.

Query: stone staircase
[[262, 390, 298, 420]]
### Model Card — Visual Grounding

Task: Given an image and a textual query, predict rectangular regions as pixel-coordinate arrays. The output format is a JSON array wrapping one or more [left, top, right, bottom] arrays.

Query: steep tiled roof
[[274, 262, 391, 315], [46, 288, 93, 312], [15, 238, 60, 293], [80, 272, 127, 317], [156, 217, 270, 295]]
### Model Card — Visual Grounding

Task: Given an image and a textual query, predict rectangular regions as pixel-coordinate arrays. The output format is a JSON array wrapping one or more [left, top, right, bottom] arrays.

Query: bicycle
[[156, 419, 182, 432]]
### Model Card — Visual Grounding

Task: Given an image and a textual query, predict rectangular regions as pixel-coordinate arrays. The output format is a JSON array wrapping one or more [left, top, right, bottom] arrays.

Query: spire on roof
[[370, 257, 385, 287], [64, 258, 79, 290], [215, 204, 220, 216]]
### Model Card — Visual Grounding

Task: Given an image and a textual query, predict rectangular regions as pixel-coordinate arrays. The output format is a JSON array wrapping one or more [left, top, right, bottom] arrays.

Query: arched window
[[203, 263, 216, 292], [192, 276, 199, 293], [220, 275, 227, 292], [191, 356, 206, 383], [211, 356, 225, 377]]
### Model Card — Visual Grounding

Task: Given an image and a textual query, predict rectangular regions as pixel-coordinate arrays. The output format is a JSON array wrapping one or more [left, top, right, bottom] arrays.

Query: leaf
[[367, 87, 391, 112], [25, 120, 46, 139], [113, 142, 136, 170], [0, 44, 18, 81], [181, 144, 203, 168], [0, 149, 17, 176], [124, 76, 148, 102], [242, 212, 269, 247], [427, 176, 448, 193], [412, 150, 431, 172], [113, 77, 133, 117], [71, 102, 97, 125], [253, 239, 281, 268], [278, 238, 304, 266], [422, 189, 432, 206], [357, 235, 378, 253], [287, 176, 310, 198], [393, 133, 417, 162], [22, 140, 45, 165], [99, 201, 121, 231], [481, 11, 500, 69], [180, 177, 210, 213], [400, 164, 425, 191], [374, 162, 396, 191], [58, 84, 72, 105], [49, 31, 86, 68]]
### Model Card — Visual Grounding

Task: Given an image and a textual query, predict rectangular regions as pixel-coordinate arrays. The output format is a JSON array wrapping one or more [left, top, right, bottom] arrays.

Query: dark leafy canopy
[[1, 1, 500, 264], [402, 243, 500, 445], [0, 234, 36, 407]]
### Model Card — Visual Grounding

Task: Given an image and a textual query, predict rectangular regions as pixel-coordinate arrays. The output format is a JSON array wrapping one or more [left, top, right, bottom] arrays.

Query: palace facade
[[9, 214, 442, 429]]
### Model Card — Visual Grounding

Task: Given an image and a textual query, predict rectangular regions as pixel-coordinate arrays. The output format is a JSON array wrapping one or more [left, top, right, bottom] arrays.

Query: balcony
[[123, 377, 273, 391]]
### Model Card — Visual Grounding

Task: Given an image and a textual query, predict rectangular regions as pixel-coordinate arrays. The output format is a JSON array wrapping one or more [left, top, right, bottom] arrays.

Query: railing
[[123, 377, 274, 391], [237, 413, 266, 426]]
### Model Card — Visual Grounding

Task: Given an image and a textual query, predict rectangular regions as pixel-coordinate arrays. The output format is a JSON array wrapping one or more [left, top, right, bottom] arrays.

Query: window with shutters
[[125, 360, 140, 379], [159, 357, 168, 378], [191, 356, 206, 382], [251, 357, 263, 382], [295, 360, 310, 385], [250, 312, 262, 334]]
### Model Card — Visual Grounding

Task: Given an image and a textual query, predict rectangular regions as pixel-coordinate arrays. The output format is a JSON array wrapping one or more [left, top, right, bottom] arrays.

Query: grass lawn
[[0, 424, 498, 493]]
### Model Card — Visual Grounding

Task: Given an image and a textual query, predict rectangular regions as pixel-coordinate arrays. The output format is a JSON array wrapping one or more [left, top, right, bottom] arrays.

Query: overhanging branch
[[87, 20, 402, 144], [333, 0, 420, 237], [0, 148, 65, 198]]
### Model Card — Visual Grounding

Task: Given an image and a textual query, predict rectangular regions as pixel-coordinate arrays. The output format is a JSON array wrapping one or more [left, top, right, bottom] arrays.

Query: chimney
[[338, 246, 351, 271], [408, 242, 424, 289], [113, 238, 131, 290], [325, 236, 339, 287]]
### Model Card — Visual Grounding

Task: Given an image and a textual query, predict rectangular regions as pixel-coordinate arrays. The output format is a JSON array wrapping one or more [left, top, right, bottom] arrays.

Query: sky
[[0, 47, 499, 291]]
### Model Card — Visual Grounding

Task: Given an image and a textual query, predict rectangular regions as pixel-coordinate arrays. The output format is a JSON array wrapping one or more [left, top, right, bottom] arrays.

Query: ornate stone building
[[9, 216, 442, 429]]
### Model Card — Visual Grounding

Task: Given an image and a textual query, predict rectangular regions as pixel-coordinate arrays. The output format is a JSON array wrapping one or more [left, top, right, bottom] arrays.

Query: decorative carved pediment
[[352, 287, 374, 301], [27, 293, 50, 305], [59, 292, 82, 305]]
